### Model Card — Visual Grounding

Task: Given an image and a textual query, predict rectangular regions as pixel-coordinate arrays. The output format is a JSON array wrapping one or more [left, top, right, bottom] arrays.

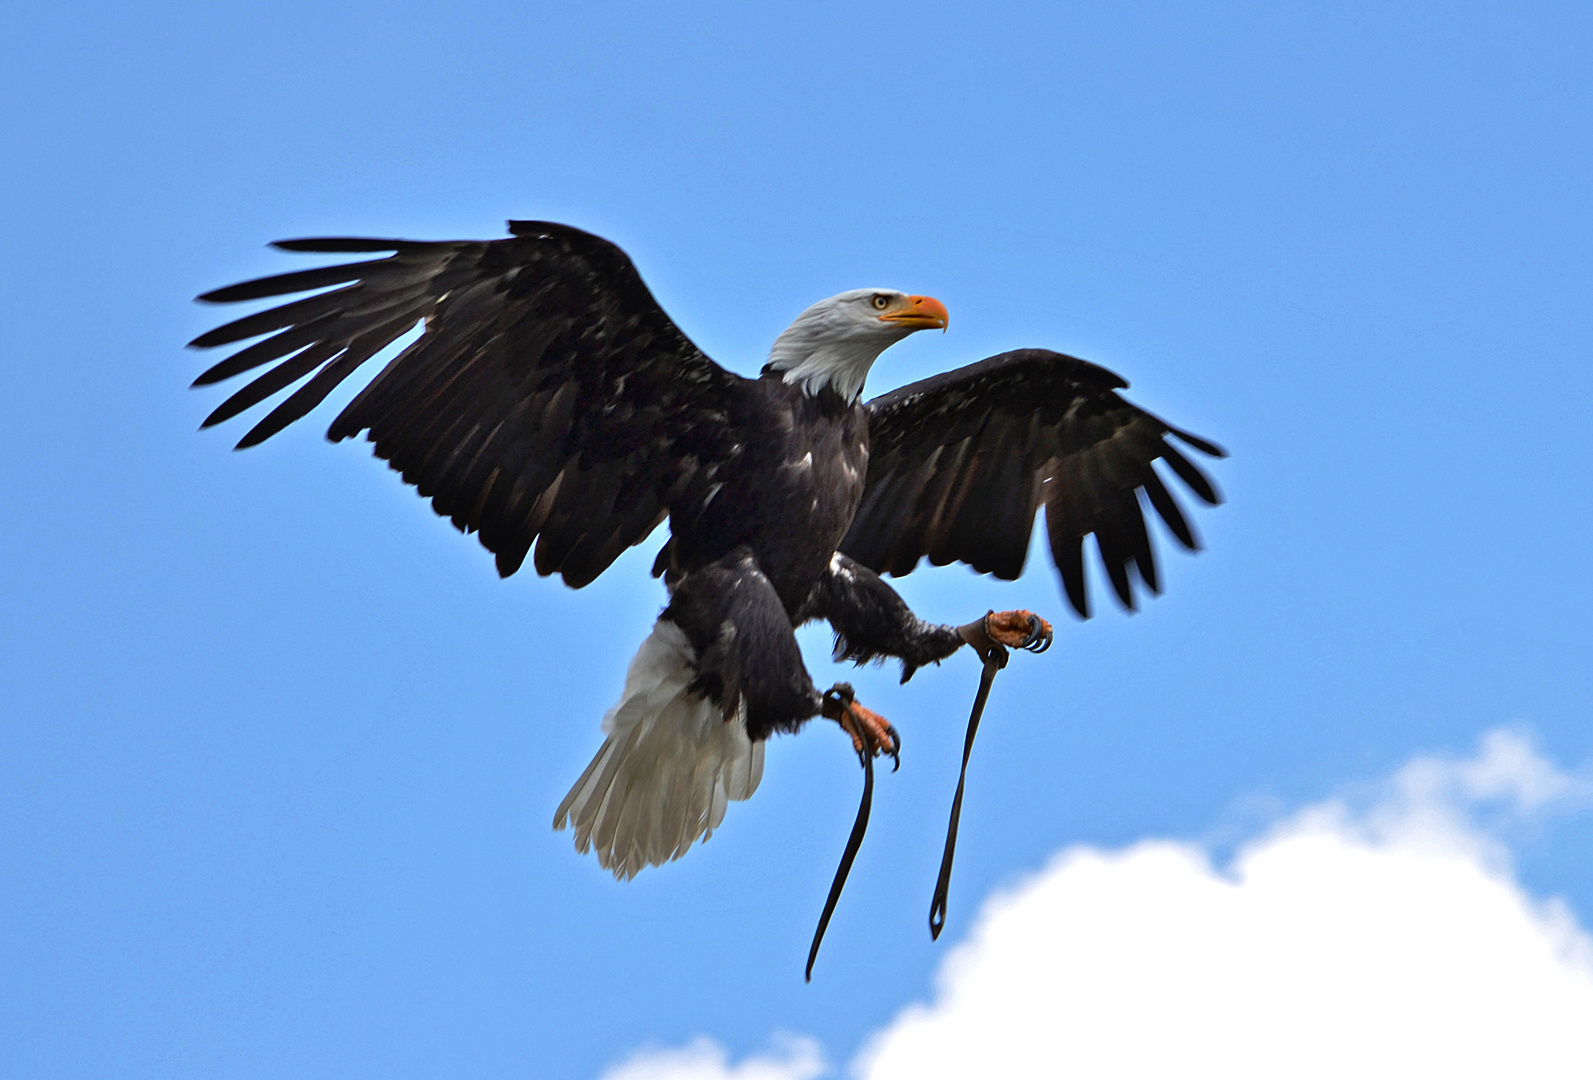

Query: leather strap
[[930, 624, 1009, 940], [806, 685, 875, 982], [805, 612, 1023, 978]]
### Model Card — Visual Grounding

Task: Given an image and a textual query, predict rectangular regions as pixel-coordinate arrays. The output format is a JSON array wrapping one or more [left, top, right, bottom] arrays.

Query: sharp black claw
[[1020, 614, 1054, 653], [884, 723, 902, 772]]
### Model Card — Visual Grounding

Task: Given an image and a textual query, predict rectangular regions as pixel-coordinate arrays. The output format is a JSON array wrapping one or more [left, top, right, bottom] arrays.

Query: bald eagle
[[191, 221, 1224, 879]]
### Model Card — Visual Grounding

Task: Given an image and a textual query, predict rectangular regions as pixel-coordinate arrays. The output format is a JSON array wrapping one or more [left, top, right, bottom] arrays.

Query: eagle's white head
[[766, 288, 949, 402]]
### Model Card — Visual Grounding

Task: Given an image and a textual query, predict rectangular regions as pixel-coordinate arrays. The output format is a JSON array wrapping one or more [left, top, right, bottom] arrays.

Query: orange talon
[[987, 614, 1051, 646], [821, 684, 902, 769], [840, 702, 893, 755]]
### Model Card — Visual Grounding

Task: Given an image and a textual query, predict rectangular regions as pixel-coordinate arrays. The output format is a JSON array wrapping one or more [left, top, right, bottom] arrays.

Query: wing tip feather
[[1168, 425, 1228, 459], [268, 237, 409, 253]]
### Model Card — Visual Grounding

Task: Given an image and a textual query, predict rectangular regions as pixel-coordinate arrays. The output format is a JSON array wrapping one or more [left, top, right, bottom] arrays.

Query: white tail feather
[[553, 621, 765, 879]]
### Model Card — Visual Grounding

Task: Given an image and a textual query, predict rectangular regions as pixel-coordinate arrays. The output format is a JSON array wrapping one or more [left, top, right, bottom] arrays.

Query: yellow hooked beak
[[879, 294, 949, 332]]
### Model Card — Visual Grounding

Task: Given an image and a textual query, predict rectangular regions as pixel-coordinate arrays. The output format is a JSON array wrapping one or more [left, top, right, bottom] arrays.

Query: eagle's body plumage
[[192, 221, 1224, 878]]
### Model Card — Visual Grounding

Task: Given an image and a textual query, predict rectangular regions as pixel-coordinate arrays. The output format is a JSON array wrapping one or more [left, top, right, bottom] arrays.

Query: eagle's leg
[[663, 547, 829, 742], [801, 552, 973, 682], [804, 553, 965, 681], [556, 547, 832, 878]]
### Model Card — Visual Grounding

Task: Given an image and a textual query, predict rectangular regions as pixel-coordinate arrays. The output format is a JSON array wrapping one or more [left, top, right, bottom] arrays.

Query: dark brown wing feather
[[841, 348, 1225, 618], [191, 221, 746, 587]]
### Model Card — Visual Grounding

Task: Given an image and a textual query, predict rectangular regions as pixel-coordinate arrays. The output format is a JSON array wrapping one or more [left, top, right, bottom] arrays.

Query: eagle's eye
[[871, 294, 891, 310]]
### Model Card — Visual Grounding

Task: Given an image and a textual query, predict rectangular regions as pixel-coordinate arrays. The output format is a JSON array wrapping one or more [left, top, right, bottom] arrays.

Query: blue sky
[[3, 2, 1591, 1076]]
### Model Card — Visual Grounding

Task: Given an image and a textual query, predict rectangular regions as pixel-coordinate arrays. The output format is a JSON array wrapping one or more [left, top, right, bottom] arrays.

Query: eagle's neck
[[764, 334, 891, 403]]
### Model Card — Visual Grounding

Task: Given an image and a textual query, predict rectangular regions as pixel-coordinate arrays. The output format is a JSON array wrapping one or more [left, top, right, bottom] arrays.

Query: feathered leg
[[803, 552, 1051, 679]]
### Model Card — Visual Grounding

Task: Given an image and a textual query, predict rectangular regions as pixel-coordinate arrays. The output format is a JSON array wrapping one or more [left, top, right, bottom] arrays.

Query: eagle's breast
[[732, 378, 870, 612]]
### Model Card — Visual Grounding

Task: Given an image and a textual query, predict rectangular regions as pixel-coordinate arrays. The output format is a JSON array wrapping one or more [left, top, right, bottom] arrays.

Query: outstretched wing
[[190, 220, 746, 587], [841, 348, 1225, 618]]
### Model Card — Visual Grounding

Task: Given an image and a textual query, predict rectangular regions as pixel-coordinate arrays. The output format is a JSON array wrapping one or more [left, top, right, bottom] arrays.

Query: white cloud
[[600, 1035, 824, 1080], [601, 729, 1593, 1080], [1384, 727, 1592, 818]]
